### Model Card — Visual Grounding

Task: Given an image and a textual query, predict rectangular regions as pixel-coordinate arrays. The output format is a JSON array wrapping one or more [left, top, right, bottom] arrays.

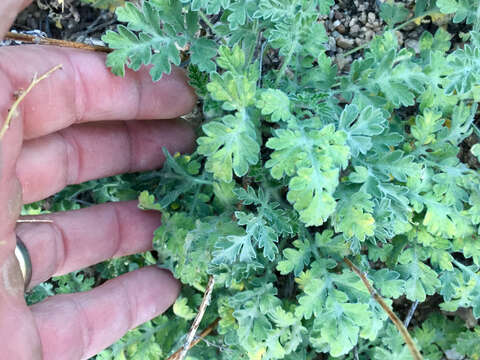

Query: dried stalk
[[0, 64, 63, 140], [167, 317, 220, 360], [343, 258, 423, 360], [173, 275, 215, 360], [4, 32, 190, 65], [404, 300, 419, 328], [16, 219, 53, 223], [4, 32, 111, 53]]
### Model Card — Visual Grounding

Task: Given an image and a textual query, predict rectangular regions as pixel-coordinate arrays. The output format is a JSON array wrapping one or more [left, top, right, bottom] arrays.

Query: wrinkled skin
[[0, 1, 197, 358]]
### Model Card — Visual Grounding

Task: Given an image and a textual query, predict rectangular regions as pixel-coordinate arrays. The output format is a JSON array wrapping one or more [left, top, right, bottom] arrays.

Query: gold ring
[[15, 236, 32, 291]]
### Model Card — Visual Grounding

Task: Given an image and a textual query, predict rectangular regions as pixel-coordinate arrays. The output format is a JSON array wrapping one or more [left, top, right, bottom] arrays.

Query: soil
[[12, 0, 116, 44]]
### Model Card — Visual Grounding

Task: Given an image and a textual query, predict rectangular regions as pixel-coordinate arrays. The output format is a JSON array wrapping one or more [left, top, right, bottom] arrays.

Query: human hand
[[0, 1, 196, 359]]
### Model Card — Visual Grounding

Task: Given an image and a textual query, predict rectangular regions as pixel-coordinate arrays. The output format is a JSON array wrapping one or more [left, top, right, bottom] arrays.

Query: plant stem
[[4, 32, 111, 52], [175, 275, 215, 360], [404, 300, 419, 328], [16, 219, 53, 223], [0, 64, 63, 140], [275, 43, 295, 86], [258, 40, 267, 88], [246, 20, 260, 66], [167, 317, 220, 360], [198, 11, 216, 32], [198, 11, 227, 45], [343, 258, 423, 360]]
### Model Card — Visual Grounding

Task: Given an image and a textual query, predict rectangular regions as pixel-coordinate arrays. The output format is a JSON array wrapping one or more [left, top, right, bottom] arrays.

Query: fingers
[[16, 201, 163, 287], [31, 266, 180, 360], [0, 250, 42, 360], [16, 119, 194, 203], [0, 0, 32, 37], [0, 64, 24, 254], [0, 45, 197, 140]]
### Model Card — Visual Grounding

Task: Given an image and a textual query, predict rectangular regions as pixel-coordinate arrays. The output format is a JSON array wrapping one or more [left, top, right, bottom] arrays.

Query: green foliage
[[102, 1, 218, 80], [267, 121, 350, 226], [197, 45, 261, 182], [29, 1, 480, 359], [436, 0, 480, 24], [26, 271, 95, 305], [379, 1, 409, 27], [455, 327, 480, 359]]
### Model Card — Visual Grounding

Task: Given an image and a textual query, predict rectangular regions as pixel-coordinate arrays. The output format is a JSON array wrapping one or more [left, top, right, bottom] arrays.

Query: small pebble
[[350, 24, 360, 35], [336, 36, 355, 49], [331, 30, 341, 39], [355, 38, 365, 46], [368, 12, 376, 24], [359, 12, 367, 24], [328, 36, 337, 52], [444, 349, 463, 360], [365, 29, 375, 41], [395, 30, 404, 46], [336, 24, 346, 34]]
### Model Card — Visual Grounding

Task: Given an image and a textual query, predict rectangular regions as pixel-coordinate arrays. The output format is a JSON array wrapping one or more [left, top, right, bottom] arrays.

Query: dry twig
[[343, 258, 423, 360], [167, 317, 220, 360], [404, 300, 419, 328], [16, 219, 53, 223], [4, 32, 112, 53], [0, 64, 63, 140], [171, 275, 216, 360]]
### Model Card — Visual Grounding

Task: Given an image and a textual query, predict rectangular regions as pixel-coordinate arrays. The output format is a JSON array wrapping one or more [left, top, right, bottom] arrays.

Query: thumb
[[0, 0, 33, 39]]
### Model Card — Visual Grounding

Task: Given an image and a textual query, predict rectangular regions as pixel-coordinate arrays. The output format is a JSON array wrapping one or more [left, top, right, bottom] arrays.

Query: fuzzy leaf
[[173, 297, 196, 320], [256, 89, 292, 122], [277, 239, 311, 276], [370, 269, 405, 298], [333, 191, 375, 242], [103, 1, 182, 80], [266, 123, 350, 226], [472, 143, 480, 159], [380, 1, 409, 27], [396, 248, 441, 301], [197, 112, 259, 182], [339, 104, 387, 157], [190, 38, 217, 72]]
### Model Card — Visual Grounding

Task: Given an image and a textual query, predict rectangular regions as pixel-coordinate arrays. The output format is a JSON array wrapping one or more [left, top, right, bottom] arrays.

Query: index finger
[[0, 45, 197, 139]]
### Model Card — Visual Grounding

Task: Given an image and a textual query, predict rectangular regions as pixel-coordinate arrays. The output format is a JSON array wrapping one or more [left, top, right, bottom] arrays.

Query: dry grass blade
[[4, 32, 112, 53], [0, 64, 63, 140], [16, 219, 53, 223], [167, 317, 220, 360], [169, 276, 216, 360], [343, 258, 423, 360]]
